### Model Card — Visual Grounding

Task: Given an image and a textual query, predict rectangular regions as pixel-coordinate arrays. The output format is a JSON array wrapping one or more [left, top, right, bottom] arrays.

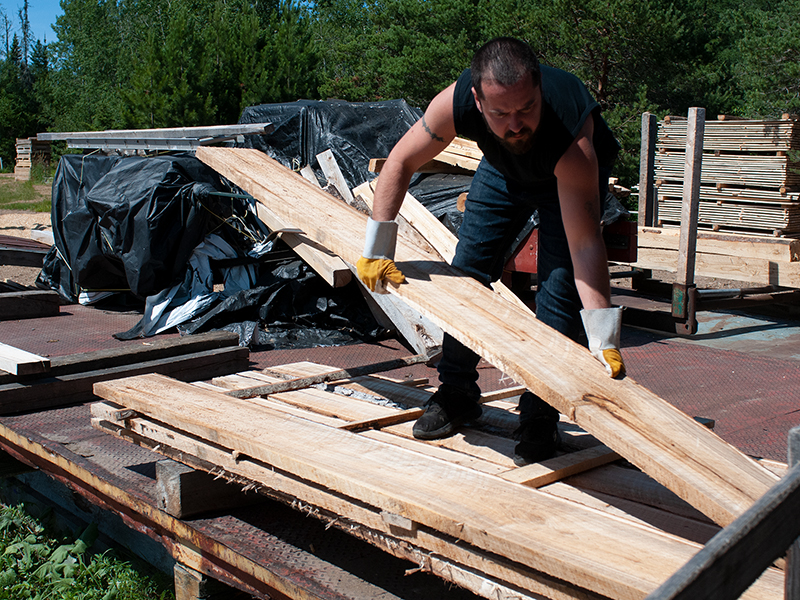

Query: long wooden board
[[195, 147, 778, 528], [92, 373, 783, 600]]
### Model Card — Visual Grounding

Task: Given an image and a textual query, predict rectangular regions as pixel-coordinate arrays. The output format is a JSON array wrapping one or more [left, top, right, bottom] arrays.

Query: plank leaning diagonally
[[195, 146, 778, 528]]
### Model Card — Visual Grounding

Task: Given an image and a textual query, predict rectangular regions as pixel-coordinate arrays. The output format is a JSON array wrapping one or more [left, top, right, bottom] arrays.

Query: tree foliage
[[1, 0, 800, 185]]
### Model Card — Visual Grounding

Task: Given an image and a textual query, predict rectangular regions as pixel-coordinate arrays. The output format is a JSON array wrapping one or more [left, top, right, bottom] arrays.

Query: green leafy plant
[[0, 504, 174, 600]]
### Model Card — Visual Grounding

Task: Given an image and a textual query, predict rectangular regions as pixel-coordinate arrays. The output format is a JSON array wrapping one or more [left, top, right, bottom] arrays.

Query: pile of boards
[[80, 146, 791, 599], [654, 116, 800, 237], [14, 137, 51, 181], [91, 363, 785, 600]]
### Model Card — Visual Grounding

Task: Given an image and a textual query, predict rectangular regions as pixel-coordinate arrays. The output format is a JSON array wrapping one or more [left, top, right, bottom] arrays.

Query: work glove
[[580, 307, 626, 378], [357, 218, 405, 293]]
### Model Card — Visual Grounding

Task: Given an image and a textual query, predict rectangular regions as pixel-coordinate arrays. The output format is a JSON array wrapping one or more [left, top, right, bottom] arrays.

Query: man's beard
[[481, 112, 537, 155], [497, 127, 535, 154]]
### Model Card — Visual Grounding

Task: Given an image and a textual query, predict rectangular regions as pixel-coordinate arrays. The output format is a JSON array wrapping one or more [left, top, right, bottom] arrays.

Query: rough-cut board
[[637, 228, 800, 263], [0, 290, 60, 320], [0, 342, 50, 376], [196, 146, 778, 528], [630, 246, 800, 288], [92, 373, 784, 600], [0, 346, 248, 415]]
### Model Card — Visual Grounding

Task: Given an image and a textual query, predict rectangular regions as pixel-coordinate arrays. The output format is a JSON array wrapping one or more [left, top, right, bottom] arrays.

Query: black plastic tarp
[[38, 154, 227, 302], [238, 98, 423, 192]]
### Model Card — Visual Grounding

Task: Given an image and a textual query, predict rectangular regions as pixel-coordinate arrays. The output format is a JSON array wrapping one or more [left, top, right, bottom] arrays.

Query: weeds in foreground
[[0, 504, 174, 600]]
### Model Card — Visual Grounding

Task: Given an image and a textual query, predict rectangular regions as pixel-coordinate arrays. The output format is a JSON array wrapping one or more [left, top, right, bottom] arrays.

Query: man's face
[[472, 72, 542, 154]]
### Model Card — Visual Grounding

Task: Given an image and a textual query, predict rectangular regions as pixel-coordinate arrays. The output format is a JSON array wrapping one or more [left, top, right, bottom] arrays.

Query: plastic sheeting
[[238, 98, 423, 192], [37, 154, 227, 302]]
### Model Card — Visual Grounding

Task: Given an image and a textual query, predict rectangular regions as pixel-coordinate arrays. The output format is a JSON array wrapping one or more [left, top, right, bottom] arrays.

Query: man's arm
[[555, 116, 625, 378], [371, 82, 458, 221], [553, 116, 611, 310]]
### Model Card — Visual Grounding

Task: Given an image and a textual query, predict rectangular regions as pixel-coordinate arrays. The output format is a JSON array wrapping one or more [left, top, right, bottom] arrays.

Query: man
[[357, 37, 625, 465]]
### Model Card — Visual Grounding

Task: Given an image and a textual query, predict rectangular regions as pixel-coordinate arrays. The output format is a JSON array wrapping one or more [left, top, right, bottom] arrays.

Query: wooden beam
[[155, 459, 264, 519], [316, 149, 355, 204], [0, 330, 239, 384], [195, 147, 779, 529], [0, 290, 60, 320], [0, 342, 50, 376], [0, 346, 248, 415], [637, 227, 800, 263], [676, 107, 705, 289], [254, 203, 351, 288], [499, 444, 621, 488], [644, 456, 800, 599], [92, 374, 784, 600], [639, 112, 659, 227]]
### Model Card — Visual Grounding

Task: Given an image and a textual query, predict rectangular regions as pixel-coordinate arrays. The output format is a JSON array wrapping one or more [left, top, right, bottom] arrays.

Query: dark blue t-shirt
[[452, 67, 619, 185]]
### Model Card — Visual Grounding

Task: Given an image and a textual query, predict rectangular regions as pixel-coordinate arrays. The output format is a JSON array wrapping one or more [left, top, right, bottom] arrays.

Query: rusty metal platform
[[0, 294, 798, 598]]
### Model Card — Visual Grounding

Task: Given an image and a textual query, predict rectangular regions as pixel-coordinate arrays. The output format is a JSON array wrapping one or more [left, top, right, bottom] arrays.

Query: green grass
[[0, 503, 175, 600], [0, 162, 52, 213]]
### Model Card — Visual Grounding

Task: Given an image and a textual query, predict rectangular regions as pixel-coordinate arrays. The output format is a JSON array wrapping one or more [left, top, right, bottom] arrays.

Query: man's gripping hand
[[357, 218, 405, 293], [580, 307, 626, 378]]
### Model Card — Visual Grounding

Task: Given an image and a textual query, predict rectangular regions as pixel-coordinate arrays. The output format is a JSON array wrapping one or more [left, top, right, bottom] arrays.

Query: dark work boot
[[412, 384, 482, 440], [513, 392, 560, 466]]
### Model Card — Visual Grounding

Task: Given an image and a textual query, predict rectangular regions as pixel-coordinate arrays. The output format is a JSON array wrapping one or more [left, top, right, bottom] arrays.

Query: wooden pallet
[[91, 363, 785, 600]]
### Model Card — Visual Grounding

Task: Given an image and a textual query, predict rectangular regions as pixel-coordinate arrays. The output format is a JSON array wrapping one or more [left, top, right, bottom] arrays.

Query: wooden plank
[[92, 374, 785, 600], [0, 290, 60, 320], [316, 149, 356, 204], [91, 404, 598, 600], [499, 444, 621, 488], [0, 342, 50, 376], [637, 227, 800, 263], [155, 459, 264, 518], [196, 146, 779, 528], [0, 330, 240, 384], [253, 203, 352, 288], [639, 113, 659, 227], [676, 107, 705, 289], [644, 459, 800, 600], [369, 157, 472, 175], [630, 246, 800, 287], [0, 346, 248, 415], [353, 178, 532, 313]]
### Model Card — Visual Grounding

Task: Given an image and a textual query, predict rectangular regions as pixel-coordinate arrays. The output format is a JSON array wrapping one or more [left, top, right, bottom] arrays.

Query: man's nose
[[508, 113, 523, 132]]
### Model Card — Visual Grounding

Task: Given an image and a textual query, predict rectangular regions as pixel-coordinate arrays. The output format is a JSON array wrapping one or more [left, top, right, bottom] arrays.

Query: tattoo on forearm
[[421, 115, 445, 142]]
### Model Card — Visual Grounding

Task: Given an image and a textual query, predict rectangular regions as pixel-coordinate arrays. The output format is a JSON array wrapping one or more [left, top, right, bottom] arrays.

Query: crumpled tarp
[[238, 98, 423, 192], [37, 154, 227, 302]]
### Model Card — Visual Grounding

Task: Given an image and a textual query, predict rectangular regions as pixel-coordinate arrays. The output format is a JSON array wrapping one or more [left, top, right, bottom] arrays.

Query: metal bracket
[[672, 283, 698, 335]]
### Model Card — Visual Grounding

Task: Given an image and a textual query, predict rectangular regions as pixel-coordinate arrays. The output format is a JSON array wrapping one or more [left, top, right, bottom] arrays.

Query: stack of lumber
[[111, 146, 789, 597], [14, 137, 51, 181], [654, 116, 800, 237], [91, 363, 785, 600]]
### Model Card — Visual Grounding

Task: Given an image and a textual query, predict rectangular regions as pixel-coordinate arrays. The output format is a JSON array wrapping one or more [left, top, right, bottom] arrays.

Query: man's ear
[[471, 87, 483, 113]]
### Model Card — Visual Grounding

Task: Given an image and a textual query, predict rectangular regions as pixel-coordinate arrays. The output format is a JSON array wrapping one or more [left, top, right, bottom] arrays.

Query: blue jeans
[[438, 159, 609, 412]]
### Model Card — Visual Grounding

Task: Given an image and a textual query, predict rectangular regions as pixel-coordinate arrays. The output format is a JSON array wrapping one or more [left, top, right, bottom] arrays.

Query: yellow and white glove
[[580, 307, 626, 378], [356, 218, 405, 293]]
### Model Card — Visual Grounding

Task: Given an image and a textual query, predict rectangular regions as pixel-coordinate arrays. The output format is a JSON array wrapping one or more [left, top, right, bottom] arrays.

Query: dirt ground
[[0, 210, 53, 288]]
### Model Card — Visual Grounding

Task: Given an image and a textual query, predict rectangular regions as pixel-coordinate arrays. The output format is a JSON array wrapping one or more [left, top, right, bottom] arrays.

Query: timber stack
[[653, 115, 800, 237], [14, 136, 51, 181], [83, 146, 790, 600]]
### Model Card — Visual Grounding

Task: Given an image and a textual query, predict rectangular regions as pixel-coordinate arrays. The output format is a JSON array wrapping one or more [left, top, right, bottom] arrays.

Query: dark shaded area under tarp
[[35, 153, 387, 349]]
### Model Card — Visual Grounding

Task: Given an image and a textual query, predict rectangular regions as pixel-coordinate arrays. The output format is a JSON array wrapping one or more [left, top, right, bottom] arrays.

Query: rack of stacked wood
[[14, 137, 51, 181], [653, 115, 800, 237]]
